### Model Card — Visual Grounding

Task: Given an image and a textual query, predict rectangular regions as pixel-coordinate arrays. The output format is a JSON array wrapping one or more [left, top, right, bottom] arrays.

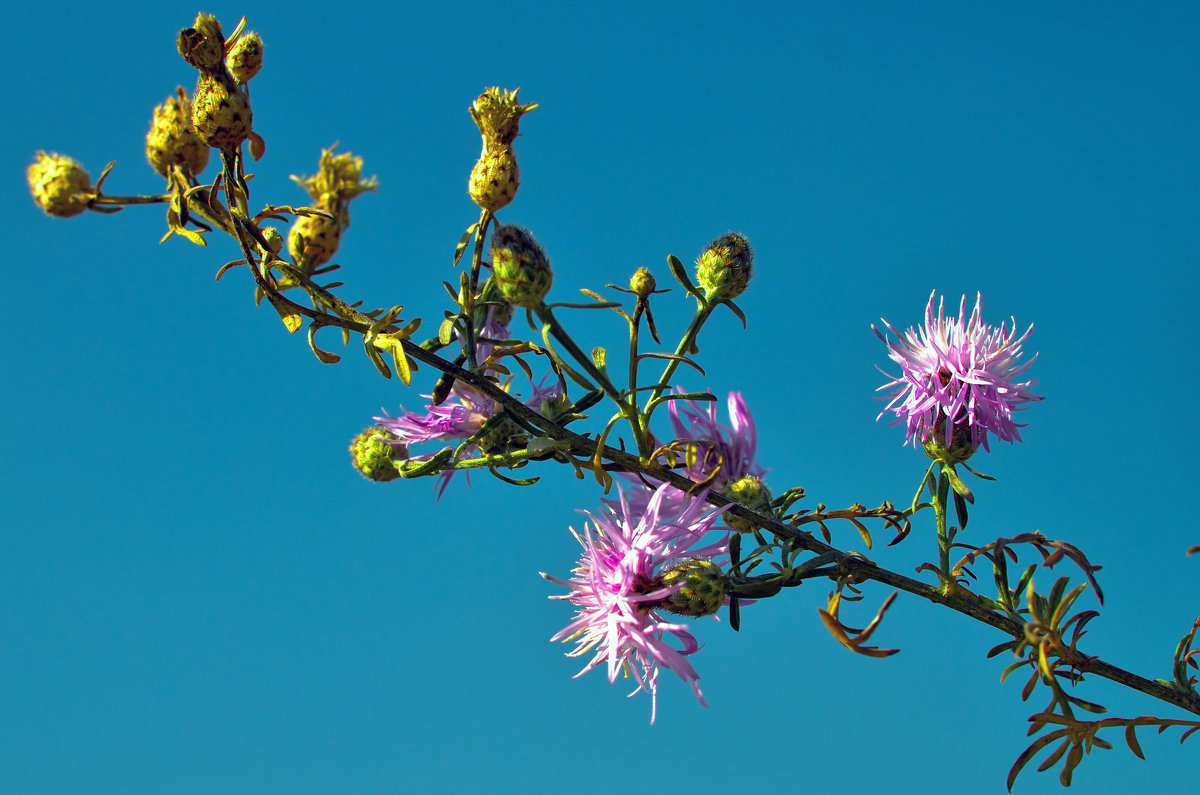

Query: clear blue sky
[[5, 1, 1199, 793]]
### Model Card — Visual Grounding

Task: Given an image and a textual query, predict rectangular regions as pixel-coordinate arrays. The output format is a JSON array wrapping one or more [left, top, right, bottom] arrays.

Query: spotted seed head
[[177, 13, 226, 72], [491, 224, 552, 308], [287, 146, 377, 268], [659, 558, 727, 617], [191, 73, 252, 151], [287, 210, 345, 269], [225, 31, 263, 83], [695, 232, 753, 301], [470, 87, 537, 149], [27, 151, 93, 217], [145, 86, 210, 178], [468, 145, 520, 212]]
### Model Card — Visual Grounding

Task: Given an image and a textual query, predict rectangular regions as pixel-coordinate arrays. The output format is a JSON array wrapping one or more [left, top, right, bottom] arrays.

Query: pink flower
[[543, 484, 729, 722], [874, 291, 1042, 452]]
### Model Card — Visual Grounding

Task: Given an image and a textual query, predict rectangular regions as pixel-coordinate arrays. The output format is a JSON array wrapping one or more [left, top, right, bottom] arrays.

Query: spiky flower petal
[[874, 291, 1042, 452], [543, 484, 729, 723]]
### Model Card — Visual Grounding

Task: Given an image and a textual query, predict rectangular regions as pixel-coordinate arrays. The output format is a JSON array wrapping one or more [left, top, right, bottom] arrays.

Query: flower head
[[668, 391, 764, 489], [543, 484, 730, 723], [874, 291, 1042, 453], [374, 317, 557, 495]]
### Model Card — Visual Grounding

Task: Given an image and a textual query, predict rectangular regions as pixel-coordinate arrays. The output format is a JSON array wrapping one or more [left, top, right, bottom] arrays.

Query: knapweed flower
[[874, 291, 1041, 454], [373, 318, 557, 495], [612, 391, 766, 523], [668, 391, 764, 488], [543, 484, 730, 723]]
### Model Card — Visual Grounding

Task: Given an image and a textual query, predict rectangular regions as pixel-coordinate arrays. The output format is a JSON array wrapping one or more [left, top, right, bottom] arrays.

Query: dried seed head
[[146, 86, 210, 178], [178, 13, 225, 72], [27, 151, 93, 217], [468, 145, 520, 211], [287, 146, 377, 268], [469, 87, 537, 149], [225, 31, 263, 83], [659, 559, 727, 617], [291, 145, 378, 205], [191, 73, 252, 151], [349, 428, 406, 482], [491, 224, 552, 308], [695, 232, 753, 301]]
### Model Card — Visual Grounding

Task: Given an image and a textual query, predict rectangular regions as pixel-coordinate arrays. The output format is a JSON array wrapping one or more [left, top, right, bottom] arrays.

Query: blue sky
[[5, 1, 1199, 792]]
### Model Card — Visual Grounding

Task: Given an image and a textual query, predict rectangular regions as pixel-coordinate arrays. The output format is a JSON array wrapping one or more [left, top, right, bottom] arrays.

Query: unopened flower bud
[[659, 558, 727, 617], [695, 232, 753, 301], [225, 31, 263, 83], [146, 87, 210, 178], [349, 428, 406, 482], [491, 225, 552, 308], [27, 152, 93, 217], [723, 475, 774, 533], [630, 267, 657, 299], [259, 226, 283, 255]]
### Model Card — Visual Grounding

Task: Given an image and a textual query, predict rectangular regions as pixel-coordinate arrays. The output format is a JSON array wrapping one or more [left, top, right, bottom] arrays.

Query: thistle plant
[[25, 12, 1200, 790]]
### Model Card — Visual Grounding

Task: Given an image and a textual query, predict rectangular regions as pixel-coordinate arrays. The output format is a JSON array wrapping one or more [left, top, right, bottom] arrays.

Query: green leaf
[[439, 316, 457, 346], [591, 346, 607, 369], [667, 253, 705, 302], [453, 222, 479, 267], [268, 297, 302, 333]]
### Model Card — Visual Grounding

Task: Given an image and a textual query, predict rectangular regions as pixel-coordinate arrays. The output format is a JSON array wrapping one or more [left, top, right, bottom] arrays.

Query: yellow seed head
[[225, 31, 263, 83], [177, 13, 225, 72], [469, 87, 537, 148], [469, 145, 520, 212], [146, 86, 210, 178], [287, 210, 345, 269], [291, 145, 378, 204], [191, 73, 253, 151], [27, 151, 93, 217]]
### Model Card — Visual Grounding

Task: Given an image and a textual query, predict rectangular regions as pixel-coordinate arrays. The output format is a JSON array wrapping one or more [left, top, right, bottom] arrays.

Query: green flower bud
[[177, 13, 226, 72], [349, 428, 406, 482], [921, 417, 976, 466], [629, 267, 657, 299], [491, 224, 552, 308], [659, 559, 727, 617], [27, 151, 93, 217], [695, 232, 753, 301], [225, 31, 264, 83], [723, 475, 773, 533]]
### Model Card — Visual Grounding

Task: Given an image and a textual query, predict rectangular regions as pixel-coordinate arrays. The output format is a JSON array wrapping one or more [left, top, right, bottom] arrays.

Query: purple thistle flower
[[667, 390, 765, 488], [613, 391, 765, 518], [874, 291, 1042, 452], [373, 317, 558, 494], [543, 484, 730, 723]]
